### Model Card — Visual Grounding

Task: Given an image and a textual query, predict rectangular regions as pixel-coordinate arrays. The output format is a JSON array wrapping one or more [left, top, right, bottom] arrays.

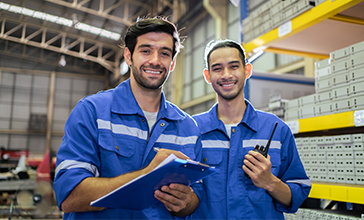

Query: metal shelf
[[309, 182, 364, 205], [243, 0, 364, 59], [242, 0, 364, 207], [286, 109, 364, 134], [0, 179, 36, 191]]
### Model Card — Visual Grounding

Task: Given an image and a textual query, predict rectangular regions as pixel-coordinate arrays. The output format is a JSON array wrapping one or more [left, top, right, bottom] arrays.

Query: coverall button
[[116, 146, 119, 150], [160, 122, 165, 127]]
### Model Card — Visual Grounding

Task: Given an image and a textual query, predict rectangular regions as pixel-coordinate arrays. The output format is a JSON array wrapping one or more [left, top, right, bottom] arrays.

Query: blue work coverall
[[53, 79, 202, 219], [192, 101, 311, 219]]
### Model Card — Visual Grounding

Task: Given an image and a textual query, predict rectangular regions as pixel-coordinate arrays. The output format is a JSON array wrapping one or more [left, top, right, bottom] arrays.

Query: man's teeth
[[222, 83, 234, 87], [145, 70, 161, 74]]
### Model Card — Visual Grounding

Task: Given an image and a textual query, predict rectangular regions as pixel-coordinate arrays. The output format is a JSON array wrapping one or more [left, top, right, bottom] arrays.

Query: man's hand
[[243, 150, 292, 206], [243, 150, 274, 188], [154, 183, 199, 217], [146, 148, 190, 173], [150, 148, 199, 216]]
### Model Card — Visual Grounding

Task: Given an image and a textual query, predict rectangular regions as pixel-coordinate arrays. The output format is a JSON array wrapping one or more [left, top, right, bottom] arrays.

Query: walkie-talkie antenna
[[264, 122, 278, 153]]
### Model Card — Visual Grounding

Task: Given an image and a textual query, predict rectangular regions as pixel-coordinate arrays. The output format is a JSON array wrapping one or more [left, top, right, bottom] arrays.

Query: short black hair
[[204, 39, 248, 70], [124, 16, 182, 59]]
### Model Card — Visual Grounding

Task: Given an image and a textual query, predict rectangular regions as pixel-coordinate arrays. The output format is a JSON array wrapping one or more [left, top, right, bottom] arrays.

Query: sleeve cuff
[[53, 168, 94, 209]]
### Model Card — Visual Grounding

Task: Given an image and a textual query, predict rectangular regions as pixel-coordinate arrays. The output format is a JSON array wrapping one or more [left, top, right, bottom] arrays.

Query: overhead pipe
[[203, 0, 222, 40]]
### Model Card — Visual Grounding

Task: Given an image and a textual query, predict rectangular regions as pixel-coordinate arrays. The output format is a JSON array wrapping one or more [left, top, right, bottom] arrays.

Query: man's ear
[[169, 57, 176, 72], [203, 68, 211, 83], [124, 47, 132, 66], [245, 63, 253, 79]]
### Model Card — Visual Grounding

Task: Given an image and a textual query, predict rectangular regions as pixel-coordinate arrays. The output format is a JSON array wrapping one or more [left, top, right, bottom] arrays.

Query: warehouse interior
[[0, 0, 364, 219]]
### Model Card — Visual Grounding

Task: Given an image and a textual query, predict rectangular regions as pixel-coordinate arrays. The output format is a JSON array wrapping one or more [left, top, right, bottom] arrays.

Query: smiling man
[[192, 39, 311, 219], [53, 17, 201, 220]]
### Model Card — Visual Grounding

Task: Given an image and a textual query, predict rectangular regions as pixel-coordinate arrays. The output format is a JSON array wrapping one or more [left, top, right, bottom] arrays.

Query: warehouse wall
[[0, 57, 106, 156]]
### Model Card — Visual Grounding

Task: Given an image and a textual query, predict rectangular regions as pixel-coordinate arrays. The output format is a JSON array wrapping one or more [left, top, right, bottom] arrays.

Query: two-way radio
[[245, 122, 278, 179]]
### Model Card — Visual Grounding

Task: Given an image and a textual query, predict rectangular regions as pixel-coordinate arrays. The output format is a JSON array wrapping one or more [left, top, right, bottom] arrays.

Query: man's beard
[[213, 80, 244, 101], [131, 63, 169, 90]]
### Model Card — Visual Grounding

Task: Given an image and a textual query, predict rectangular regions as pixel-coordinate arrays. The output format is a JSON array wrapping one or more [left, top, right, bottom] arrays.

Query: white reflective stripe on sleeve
[[243, 139, 281, 149], [156, 134, 198, 145], [201, 140, 230, 149], [97, 119, 148, 140], [287, 179, 312, 186], [55, 160, 100, 177]]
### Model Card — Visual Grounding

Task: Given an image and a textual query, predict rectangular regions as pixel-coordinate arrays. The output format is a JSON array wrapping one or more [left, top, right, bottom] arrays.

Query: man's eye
[[212, 68, 221, 72], [231, 65, 239, 69], [161, 52, 171, 57]]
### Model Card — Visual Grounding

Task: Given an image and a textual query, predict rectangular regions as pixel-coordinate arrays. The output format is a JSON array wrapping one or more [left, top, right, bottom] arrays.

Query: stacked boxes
[[315, 0, 327, 6], [242, 0, 315, 43], [266, 93, 288, 120], [296, 134, 364, 185], [285, 40, 364, 121]]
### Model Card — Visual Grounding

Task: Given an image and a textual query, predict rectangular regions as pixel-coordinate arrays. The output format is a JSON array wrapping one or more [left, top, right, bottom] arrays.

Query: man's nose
[[222, 67, 232, 78], [149, 51, 161, 65]]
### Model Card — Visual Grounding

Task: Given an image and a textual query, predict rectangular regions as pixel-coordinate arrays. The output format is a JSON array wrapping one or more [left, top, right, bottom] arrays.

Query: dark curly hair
[[124, 16, 182, 59]]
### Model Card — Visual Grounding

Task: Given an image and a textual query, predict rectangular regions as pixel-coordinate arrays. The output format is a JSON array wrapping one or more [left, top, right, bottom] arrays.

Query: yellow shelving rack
[[309, 182, 364, 205], [286, 109, 364, 134], [242, 0, 364, 206], [243, 0, 364, 59], [286, 109, 364, 204]]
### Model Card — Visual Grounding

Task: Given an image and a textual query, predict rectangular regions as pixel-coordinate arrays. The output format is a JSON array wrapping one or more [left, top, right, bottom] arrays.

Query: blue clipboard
[[90, 155, 217, 210]]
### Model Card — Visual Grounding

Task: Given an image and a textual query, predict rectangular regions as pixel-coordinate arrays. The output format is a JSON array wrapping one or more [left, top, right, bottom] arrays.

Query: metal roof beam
[[0, 40, 103, 75], [45, 0, 153, 26], [0, 17, 120, 75]]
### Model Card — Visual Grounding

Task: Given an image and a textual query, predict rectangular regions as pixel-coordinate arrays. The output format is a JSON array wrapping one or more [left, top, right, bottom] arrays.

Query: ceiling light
[[0, 2, 10, 10], [56, 17, 72, 27], [0, 1, 121, 40], [59, 55, 66, 67], [100, 30, 112, 38], [75, 22, 90, 31], [110, 33, 121, 41], [89, 26, 102, 35], [21, 8, 34, 16], [32, 11, 47, 20], [9, 5, 22, 13], [45, 14, 58, 23]]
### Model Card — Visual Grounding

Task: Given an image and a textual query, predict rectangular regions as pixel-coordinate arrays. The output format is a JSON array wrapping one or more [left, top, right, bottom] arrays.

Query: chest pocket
[[202, 149, 224, 167], [200, 149, 226, 203], [98, 133, 141, 177]]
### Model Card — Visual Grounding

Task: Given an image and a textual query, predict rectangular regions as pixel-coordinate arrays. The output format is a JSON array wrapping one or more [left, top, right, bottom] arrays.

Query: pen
[[186, 159, 210, 167], [153, 147, 210, 167]]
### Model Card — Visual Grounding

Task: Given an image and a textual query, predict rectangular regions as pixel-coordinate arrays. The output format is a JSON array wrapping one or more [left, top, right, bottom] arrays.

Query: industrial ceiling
[[0, 0, 200, 84]]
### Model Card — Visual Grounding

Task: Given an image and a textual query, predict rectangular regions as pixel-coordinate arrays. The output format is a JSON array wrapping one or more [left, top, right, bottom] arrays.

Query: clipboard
[[90, 154, 217, 210]]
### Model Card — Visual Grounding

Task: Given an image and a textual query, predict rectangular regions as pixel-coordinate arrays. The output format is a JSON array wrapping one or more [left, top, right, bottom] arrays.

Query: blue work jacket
[[53, 79, 202, 219], [192, 101, 311, 220]]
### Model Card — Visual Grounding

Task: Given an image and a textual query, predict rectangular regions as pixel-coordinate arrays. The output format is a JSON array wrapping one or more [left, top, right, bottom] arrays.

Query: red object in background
[[27, 157, 56, 169], [36, 150, 51, 181], [0, 149, 29, 161]]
